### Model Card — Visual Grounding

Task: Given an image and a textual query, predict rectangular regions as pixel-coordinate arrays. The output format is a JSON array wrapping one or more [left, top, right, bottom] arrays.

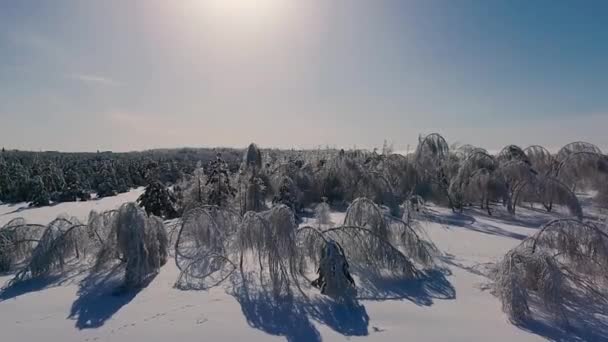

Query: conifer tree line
[[0, 148, 241, 206]]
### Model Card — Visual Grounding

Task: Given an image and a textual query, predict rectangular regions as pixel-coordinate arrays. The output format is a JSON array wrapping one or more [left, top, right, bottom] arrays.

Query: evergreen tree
[[272, 177, 298, 213], [6, 162, 30, 202], [61, 169, 90, 201], [240, 172, 266, 214], [137, 181, 177, 218], [95, 162, 118, 198], [29, 175, 50, 207], [206, 153, 236, 207], [41, 162, 66, 194], [0, 157, 7, 201]]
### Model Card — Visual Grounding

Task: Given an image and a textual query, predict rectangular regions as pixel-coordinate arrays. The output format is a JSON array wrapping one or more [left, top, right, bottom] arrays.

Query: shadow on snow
[[231, 280, 369, 342], [67, 264, 153, 330], [0, 266, 87, 301], [515, 290, 608, 342], [226, 265, 455, 342]]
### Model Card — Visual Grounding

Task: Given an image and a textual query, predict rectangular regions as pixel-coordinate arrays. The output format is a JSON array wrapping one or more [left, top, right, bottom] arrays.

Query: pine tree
[[205, 153, 236, 207], [272, 177, 297, 213], [311, 240, 356, 300], [137, 181, 177, 218], [6, 162, 30, 202], [41, 162, 66, 195], [29, 176, 50, 207], [61, 169, 90, 202], [0, 157, 7, 201], [95, 162, 118, 198]]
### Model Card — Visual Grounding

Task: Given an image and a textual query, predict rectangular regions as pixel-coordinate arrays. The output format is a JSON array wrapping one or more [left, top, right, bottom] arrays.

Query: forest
[[0, 147, 242, 205]]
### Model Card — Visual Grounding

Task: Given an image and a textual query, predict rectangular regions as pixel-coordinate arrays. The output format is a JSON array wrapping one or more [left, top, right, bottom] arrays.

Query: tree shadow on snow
[[355, 267, 456, 306], [514, 291, 608, 342], [230, 275, 369, 342], [68, 264, 152, 329], [0, 266, 88, 301], [424, 208, 529, 240]]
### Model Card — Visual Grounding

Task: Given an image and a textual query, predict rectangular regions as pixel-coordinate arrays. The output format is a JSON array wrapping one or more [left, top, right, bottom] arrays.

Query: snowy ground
[[0, 188, 144, 226], [1, 193, 606, 341]]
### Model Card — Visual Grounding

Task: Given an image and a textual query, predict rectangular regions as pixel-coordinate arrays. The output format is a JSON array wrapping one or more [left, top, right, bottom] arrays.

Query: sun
[[179, 0, 290, 38], [198, 0, 287, 23], [203, 0, 283, 14]]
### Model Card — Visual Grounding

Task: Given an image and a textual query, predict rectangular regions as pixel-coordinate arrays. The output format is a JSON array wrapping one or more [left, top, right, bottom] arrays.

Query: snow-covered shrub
[[13, 216, 90, 282], [448, 151, 506, 212], [497, 145, 530, 165], [175, 205, 240, 269], [344, 197, 389, 239], [414, 133, 459, 208], [237, 205, 299, 296], [314, 201, 332, 227], [0, 218, 45, 272], [296, 197, 437, 298], [377, 154, 419, 206], [497, 160, 537, 214], [524, 145, 554, 176], [514, 176, 583, 219], [114, 203, 168, 289], [554, 142, 606, 191], [344, 197, 436, 267], [174, 205, 241, 289], [88, 210, 119, 269], [492, 219, 608, 323]]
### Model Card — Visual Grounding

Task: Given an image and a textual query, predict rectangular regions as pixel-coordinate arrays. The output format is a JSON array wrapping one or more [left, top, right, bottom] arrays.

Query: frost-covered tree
[[114, 203, 169, 289], [448, 151, 507, 214], [414, 133, 459, 208], [0, 218, 45, 272], [492, 219, 608, 323], [11, 216, 91, 282]]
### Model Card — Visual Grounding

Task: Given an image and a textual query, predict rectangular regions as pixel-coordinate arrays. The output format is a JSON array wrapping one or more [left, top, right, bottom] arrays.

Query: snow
[[1, 195, 604, 341], [0, 188, 144, 226]]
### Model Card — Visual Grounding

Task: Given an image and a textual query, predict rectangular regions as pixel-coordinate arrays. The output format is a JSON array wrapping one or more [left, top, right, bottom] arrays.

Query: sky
[[1, 0, 607, 152]]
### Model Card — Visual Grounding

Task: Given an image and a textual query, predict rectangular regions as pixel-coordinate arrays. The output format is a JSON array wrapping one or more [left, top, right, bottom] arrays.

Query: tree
[[206, 153, 236, 207], [94, 162, 118, 198], [61, 169, 90, 202], [137, 181, 177, 219], [5, 162, 30, 202], [272, 177, 298, 213], [29, 176, 50, 207], [40, 162, 66, 195], [311, 240, 356, 300]]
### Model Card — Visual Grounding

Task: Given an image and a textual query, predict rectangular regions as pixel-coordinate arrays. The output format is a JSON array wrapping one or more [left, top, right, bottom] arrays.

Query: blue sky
[[1, 0, 607, 152]]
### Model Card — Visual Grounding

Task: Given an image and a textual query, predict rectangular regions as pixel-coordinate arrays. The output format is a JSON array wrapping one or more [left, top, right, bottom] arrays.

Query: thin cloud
[[68, 74, 122, 86]]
